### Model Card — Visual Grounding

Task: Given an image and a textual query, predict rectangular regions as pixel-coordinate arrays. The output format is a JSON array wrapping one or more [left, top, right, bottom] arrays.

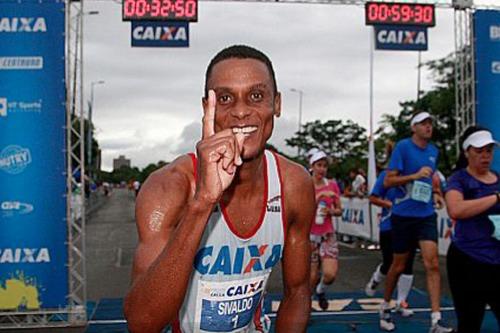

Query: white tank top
[[174, 150, 286, 333]]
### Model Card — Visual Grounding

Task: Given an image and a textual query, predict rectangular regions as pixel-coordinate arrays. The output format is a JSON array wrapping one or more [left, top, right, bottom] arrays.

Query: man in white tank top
[[124, 45, 315, 333]]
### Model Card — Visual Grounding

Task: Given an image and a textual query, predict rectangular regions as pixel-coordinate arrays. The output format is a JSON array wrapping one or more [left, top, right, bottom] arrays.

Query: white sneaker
[[429, 320, 455, 333], [379, 309, 395, 331], [365, 278, 379, 297], [395, 303, 414, 317]]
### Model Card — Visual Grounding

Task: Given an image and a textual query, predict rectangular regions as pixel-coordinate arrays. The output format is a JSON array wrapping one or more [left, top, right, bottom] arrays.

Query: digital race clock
[[365, 2, 435, 27], [122, 0, 197, 22]]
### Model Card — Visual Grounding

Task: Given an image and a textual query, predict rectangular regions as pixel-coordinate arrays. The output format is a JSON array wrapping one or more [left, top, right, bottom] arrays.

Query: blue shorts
[[391, 213, 438, 254]]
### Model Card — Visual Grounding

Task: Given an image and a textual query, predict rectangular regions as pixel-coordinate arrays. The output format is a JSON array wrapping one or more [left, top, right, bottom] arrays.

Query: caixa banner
[[131, 20, 189, 47], [0, 0, 67, 310], [474, 10, 500, 171], [374, 25, 428, 51]]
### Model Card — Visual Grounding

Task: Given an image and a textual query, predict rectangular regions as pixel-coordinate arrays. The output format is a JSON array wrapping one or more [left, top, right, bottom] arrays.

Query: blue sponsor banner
[[0, 0, 67, 310], [131, 20, 189, 47], [374, 25, 428, 51], [474, 10, 500, 171]]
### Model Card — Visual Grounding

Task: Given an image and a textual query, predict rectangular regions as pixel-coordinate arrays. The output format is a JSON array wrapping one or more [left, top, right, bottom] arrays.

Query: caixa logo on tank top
[[194, 244, 282, 275]]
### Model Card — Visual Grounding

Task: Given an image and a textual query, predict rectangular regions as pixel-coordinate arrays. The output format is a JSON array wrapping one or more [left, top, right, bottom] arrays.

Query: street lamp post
[[88, 80, 105, 177], [290, 88, 304, 156]]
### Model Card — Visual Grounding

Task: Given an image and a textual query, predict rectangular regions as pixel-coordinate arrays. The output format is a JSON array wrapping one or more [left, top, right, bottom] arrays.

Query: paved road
[[7, 188, 453, 332]]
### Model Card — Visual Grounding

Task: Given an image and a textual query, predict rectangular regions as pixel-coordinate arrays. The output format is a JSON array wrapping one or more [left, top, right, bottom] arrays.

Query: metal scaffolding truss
[[454, 6, 476, 151], [0, 0, 87, 329], [200, 0, 500, 9]]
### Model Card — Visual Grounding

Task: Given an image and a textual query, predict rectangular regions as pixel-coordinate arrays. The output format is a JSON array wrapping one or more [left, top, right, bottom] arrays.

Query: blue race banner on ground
[[131, 20, 189, 47], [374, 25, 428, 51], [0, 0, 67, 310], [474, 10, 500, 171]]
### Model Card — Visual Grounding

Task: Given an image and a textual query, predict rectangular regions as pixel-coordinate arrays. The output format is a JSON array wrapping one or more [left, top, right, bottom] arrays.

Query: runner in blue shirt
[[445, 126, 500, 333], [365, 164, 416, 318], [378, 112, 452, 333]]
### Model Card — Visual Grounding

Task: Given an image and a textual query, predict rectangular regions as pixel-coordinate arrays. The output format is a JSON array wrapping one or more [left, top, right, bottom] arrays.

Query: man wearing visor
[[378, 111, 453, 333]]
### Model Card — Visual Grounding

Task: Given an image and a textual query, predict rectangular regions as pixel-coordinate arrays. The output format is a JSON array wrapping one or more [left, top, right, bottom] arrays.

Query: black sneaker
[[317, 292, 329, 311]]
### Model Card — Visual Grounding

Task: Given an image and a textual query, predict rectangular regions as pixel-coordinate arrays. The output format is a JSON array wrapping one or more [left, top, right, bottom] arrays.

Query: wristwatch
[[496, 192, 500, 205]]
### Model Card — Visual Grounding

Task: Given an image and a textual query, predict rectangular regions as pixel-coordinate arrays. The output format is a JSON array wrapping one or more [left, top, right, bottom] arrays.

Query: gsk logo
[[194, 244, 282, 275], [0, 17, 47, 33]]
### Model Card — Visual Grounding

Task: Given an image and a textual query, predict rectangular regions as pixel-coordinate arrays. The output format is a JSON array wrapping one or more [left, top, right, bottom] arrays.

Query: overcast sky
[[83, 0, 498, 171]]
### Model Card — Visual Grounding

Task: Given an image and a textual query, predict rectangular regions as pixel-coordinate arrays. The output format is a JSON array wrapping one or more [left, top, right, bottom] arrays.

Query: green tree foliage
[[285, 119, 368, 177], [97, 160, 169, 184], [375, 53, 457, 175]]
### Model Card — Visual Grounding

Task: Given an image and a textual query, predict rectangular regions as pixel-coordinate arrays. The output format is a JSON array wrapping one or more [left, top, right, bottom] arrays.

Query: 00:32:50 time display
[[123, 0, 197, 20]]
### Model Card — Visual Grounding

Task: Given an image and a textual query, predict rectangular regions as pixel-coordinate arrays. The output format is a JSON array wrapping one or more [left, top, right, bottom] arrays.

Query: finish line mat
[[84, 290, 499, 332]]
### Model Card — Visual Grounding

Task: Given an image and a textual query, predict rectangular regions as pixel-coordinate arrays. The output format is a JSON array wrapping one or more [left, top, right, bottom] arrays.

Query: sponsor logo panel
[[1, 201, 34, 218], [0, 17, 47, 33], [0, 145, 32, 174], [0, 57, 43, 70]]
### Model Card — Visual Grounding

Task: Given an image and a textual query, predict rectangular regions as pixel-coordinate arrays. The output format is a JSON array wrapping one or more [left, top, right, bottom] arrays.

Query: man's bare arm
[[125, 91, 244, 333], [275, 159, 315, 333], [124, 157, 215, 333], [383, 167, 433, 188]]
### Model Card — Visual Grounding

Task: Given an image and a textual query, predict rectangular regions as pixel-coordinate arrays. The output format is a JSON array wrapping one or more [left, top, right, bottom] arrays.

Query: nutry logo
[[0, 145, 32, 175], [377, 29, 427, 45], [0, 17, 47, 33], [132, 25, 187, 41], [1, 201, 34, 218], [490, 25, 500, 41], [0, 248, 51, 264]]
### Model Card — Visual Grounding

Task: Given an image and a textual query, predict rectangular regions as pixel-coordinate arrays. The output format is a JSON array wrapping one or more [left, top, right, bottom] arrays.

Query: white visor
[[462, 130, 498, 150], [306, 147, 320, 159], [411, 112, 433, 126], [309, 151, 328, 166]]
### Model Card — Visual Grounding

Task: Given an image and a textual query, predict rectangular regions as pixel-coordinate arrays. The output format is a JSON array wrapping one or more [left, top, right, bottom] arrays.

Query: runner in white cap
[[378, 111, 453, 333], [309, 150, 342, 311]]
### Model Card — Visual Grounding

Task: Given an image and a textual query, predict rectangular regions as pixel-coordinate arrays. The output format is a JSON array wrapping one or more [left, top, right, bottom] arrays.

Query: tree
[[285, 119, 368, 177]]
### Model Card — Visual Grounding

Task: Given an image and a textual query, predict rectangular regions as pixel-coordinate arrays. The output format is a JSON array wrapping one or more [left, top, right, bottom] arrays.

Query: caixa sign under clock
[[131, 21, 189, 47]]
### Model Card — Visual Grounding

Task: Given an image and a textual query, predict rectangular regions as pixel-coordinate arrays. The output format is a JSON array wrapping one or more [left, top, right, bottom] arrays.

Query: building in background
[[113, 155, 130, 171]]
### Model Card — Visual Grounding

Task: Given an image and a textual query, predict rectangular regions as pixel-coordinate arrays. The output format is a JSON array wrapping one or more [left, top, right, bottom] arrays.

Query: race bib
[[195, 276, 267, 332], [488, 215, 500, 241], [411, 180, 432, 203]]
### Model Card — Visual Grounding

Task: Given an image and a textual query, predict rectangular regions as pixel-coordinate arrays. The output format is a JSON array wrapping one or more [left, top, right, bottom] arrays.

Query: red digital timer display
[[122, 0, 197, 22], [365, 2, 435, 27]]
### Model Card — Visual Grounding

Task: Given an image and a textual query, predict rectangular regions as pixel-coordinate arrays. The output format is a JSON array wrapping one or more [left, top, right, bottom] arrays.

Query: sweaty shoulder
[[136, 154, 196, 234], [273, 153, 314, 211], [141, 154, 195, 198]]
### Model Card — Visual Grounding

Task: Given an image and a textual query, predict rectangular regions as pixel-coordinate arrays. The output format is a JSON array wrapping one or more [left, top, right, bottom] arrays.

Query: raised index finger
[[202, 90, 216, 139]]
